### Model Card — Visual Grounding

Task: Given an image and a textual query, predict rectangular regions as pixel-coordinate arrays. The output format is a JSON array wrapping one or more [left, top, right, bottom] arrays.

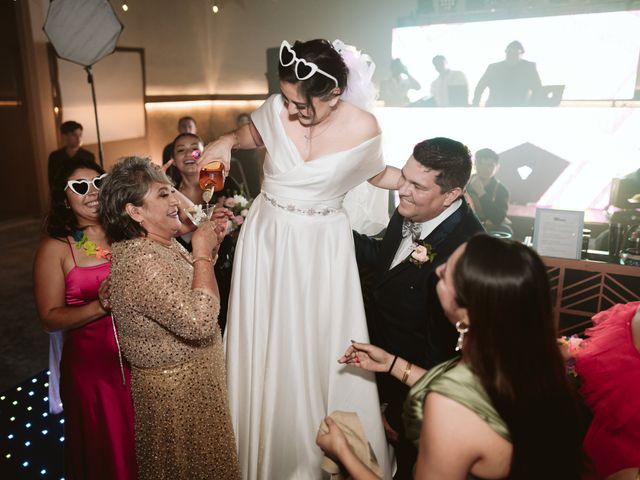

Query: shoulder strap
[[66, 237, 78, 266]]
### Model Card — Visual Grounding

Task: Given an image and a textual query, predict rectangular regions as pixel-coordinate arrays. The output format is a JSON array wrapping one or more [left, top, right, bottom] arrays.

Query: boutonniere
[[407, 240, 436, 267]]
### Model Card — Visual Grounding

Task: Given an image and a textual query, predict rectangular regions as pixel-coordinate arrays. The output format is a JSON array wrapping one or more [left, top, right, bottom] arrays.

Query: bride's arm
[[368, 165, 401, 190], [200, 122, 264, 173]]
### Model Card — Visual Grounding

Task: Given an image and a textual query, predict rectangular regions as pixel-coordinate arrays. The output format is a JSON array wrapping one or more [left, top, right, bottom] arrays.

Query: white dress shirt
[[390, 199, 462, 270]]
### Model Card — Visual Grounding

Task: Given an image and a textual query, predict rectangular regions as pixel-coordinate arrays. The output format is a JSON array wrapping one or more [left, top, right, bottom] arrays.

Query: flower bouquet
[[216, 193, 253, 232]]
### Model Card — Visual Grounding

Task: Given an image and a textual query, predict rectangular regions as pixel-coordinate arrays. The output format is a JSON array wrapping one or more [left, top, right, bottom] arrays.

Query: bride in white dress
[[202, 39, 399, 479]]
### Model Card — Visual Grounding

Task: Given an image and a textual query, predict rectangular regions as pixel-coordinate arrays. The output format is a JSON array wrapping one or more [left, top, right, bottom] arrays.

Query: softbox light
[[44, 0, 122, 67], [44, 0, 123, 165]]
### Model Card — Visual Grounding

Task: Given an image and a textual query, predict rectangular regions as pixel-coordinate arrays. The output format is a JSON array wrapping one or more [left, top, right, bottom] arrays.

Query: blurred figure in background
[[466, 148, 512, 236], [162, 116, 198, 184], [430, 55, 468, 107], [380, 58, 421, 107], [48, 121, 96, 189], [472, 40, 541, 107]]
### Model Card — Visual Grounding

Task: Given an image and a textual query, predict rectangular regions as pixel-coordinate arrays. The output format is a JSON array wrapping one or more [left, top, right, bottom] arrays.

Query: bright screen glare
[[392, 10, 640, 102]]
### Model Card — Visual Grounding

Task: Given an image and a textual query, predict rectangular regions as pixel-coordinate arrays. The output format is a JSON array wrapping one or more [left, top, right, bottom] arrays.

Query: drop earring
[[455, 319, 469, 352]]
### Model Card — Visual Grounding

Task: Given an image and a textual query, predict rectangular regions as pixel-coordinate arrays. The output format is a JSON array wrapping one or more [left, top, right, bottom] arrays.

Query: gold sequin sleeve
[[119, 243, 218, 341], [111, 238, 222, 368]]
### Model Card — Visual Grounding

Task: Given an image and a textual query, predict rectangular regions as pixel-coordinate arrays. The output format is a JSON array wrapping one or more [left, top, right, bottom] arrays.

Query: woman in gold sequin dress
[[99, 157, 240, 480]]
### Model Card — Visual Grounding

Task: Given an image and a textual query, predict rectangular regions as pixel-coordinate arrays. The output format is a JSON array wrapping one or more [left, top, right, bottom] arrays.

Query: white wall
[[108, 0, 417, 95]]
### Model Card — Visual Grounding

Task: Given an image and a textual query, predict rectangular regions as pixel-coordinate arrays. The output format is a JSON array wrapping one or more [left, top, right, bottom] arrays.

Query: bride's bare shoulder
[[339, 102, 380, 142]]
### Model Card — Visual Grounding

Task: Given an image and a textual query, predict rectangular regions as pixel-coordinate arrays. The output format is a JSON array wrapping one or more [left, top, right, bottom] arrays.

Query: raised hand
[[339, 341, 394, 373], [201, 133, 236, 174], [162, 158, 175, 175]]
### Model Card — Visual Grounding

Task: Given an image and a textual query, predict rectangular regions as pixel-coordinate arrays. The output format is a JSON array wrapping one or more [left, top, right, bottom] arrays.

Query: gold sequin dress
[[110, 237, 240, 480]]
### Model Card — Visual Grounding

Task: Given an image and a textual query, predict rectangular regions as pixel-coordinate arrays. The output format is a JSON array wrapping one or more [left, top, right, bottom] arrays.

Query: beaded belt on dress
[[262, 191, 341, 216]]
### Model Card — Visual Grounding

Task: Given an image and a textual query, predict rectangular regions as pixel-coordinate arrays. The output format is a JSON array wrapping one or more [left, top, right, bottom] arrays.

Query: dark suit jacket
[[353, 199, 484, 431]]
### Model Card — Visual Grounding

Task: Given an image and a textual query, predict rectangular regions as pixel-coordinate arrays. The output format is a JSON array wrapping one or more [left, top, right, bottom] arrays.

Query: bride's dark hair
[[455, 235, 584, 479], [278, 39, 348, 120]]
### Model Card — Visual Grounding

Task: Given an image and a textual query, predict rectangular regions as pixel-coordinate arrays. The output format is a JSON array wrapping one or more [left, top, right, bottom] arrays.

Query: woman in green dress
[[317, 235, 584, 479]]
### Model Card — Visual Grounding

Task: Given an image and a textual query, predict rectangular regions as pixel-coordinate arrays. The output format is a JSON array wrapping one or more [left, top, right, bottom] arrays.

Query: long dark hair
[[455, 235, 584, 479], [169, 132, 205, 188], [278, 39, 348, 120], [45, 158, 105, 238]]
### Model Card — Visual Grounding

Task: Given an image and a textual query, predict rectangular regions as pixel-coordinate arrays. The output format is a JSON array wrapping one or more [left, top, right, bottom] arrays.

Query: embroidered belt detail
[[262, 192, 340, 216]]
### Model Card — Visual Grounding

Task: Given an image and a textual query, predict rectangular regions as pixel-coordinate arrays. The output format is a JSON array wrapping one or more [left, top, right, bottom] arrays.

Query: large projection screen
[[393, 10, 640, 103], [383, 10, 640, 215]]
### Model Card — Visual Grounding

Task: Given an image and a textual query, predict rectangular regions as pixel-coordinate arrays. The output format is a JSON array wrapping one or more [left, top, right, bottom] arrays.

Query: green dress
[[403, 357, 510, 479]]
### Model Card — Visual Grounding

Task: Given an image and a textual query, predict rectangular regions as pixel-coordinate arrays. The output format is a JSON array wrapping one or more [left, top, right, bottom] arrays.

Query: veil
[[334, 39, 389, 235], [333, 39, 377, 113]]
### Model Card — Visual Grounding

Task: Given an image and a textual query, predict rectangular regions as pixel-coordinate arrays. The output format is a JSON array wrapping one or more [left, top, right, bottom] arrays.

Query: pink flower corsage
[[407, 241, 436, 268]]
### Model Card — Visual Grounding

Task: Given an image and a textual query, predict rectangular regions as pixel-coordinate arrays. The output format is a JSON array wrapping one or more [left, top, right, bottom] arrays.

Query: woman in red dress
[[33, 157, 136, 480], [574, 301, 640, 480]]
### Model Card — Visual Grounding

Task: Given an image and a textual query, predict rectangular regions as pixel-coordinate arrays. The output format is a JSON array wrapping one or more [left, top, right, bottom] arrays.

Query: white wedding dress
[[225, 94, 392, 480]]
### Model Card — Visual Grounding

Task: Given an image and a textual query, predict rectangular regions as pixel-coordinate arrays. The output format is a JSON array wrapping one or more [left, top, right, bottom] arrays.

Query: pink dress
[[59, 241, 137, 479], [575, 301, 640, 479]]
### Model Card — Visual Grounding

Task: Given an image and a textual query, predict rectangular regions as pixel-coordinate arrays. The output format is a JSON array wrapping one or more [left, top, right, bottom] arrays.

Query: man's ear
[[443, 187, 463, 208], [125, 203, 143, 224]]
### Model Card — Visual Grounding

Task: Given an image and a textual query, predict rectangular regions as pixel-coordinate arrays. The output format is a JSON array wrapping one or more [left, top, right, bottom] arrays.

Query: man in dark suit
[[354, 137, 484, 479], [47, 120, 95, 189], [472, 40, 542, 107]]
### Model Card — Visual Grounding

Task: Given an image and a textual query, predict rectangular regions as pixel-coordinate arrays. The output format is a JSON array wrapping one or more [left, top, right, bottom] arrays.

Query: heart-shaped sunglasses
[[279, 40, 338, 88], [65, 173, 108, 196]]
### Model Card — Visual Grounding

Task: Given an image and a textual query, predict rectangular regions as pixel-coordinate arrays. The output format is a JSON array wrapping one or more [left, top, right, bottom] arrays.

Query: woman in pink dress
[[33, 158, 136, 480], [573, 301, 640, 480]]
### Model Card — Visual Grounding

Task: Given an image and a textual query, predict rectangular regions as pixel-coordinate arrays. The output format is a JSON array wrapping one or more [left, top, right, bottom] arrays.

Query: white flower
[[233, 194, 249, 207]]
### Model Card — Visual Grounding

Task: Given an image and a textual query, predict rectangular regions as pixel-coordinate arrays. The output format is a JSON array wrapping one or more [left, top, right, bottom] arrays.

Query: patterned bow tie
[[402, 219, 422, 240]]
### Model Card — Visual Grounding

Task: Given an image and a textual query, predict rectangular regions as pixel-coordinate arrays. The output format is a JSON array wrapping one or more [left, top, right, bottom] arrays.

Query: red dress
[[575, 301, 640, 479], [59, 244, 137, 479]]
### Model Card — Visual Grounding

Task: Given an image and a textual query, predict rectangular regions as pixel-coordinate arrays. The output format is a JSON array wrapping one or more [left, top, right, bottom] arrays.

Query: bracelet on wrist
[[192, 256, 213, 265], [402, 361, 413, 384], [387, 355, 398, 374]]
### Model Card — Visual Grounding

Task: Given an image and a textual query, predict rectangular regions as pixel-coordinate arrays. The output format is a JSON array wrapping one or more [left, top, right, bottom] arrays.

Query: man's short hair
[[432, 55, 446, 66], [413, 137, 472, 192], [475, 148, 499, 164], [60, 121, 82, 135], [178, 116, 196, 126], [506, 40, 524, 54]]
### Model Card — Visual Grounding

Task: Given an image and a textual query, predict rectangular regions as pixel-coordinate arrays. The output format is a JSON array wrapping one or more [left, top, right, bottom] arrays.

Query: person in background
[[430, 55, 469, 107], [466, 147, 512, 236], [47, 120, 96, 189], [319, 235, 585, 480], [162, 116, 198, 184], [380, 58, 421, 107], [100, 157, 240, 480], [472, 40, 541, 107], [34, 157, 136, 480]]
